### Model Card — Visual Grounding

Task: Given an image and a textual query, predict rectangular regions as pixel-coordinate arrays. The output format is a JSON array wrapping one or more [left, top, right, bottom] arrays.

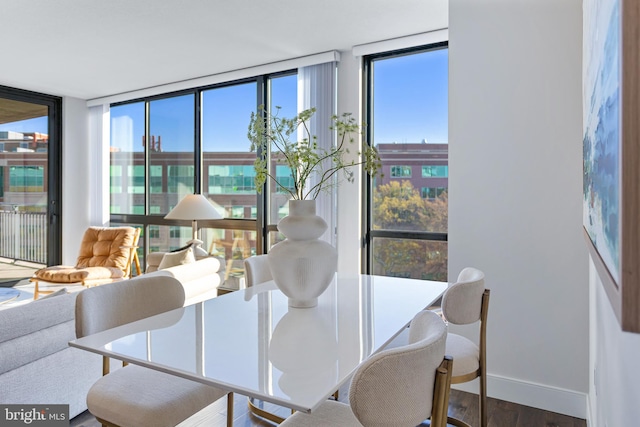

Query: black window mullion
[[362, 56, 374, 274], [194, 91, 202, 194], [256, 76, 267, 255]]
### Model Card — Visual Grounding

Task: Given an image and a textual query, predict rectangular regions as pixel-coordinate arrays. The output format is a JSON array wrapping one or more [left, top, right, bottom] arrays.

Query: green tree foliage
[[373, 180, 426, 231], [372, 180, 448, 281]]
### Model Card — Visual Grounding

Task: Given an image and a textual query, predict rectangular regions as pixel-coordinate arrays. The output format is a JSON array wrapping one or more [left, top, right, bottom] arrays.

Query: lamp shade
[[164, 194, 223, 220]]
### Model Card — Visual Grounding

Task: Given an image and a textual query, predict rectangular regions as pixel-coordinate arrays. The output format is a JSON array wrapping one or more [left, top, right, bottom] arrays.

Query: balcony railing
[[0, 207, 47, 264]]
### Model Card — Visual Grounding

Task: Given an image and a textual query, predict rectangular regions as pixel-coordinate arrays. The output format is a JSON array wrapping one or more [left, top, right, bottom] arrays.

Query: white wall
[[62, 97, 91, 264], [449, 0, 588, 418], [590, 260, 640, 426]]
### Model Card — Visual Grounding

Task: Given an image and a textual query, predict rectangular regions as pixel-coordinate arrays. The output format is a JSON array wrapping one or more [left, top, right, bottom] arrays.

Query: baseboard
[[586, 393, 594, 427], [452, 373, 588, 420]]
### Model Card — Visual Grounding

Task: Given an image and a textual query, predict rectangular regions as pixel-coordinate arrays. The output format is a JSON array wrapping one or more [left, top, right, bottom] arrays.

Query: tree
[[372, 181, 448, 281], [373, 180, 426, 231]]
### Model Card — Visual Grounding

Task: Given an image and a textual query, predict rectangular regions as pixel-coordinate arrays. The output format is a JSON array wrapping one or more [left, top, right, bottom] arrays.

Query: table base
[[247, 397, 287, 424]]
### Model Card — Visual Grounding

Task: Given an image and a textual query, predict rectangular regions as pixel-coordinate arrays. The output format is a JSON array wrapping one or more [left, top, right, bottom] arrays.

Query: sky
[[3, 47, 448, 150], [0, 116, 48, 134], [109, 76, 297, 153], [373, 47, 448, 145]]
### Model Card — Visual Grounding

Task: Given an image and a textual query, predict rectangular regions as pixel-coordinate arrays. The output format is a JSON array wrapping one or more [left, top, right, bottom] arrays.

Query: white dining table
[[69, 273, 447, 415]]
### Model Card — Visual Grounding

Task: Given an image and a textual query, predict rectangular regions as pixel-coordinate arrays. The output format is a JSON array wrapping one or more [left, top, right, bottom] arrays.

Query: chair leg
[[33, 281, 39, 300], [480, 373, 487, 427], [227, 392, 234, 427], [447, 416, 473, 427], [133, 251, 141, 276]]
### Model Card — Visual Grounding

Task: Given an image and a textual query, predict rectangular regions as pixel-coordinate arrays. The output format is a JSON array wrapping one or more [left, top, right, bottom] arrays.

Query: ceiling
[[1, 0, 447, 101], [0, 98, 48, 125]]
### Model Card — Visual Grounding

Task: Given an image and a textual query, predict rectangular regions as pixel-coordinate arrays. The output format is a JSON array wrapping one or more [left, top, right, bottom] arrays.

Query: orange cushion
[[34, 265, 124, 283], [76, 227, 137, 271]]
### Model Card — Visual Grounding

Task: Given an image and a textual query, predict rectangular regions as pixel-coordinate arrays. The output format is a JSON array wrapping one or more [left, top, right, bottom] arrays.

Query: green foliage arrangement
[[248, 106, 381, 200]]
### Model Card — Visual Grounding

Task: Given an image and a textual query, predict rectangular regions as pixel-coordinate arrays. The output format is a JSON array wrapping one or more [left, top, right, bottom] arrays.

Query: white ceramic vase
[[268, 200, 338, 308]]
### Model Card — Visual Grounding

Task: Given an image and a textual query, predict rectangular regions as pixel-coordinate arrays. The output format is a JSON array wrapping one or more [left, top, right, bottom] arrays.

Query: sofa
[[145, 251, 224, 305], [0, 254, 224, 419], [0, 291, 102, 418]]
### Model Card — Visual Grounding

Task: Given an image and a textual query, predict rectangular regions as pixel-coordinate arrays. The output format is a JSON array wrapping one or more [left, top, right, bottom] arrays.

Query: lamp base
[[187, 239, 209, 258]]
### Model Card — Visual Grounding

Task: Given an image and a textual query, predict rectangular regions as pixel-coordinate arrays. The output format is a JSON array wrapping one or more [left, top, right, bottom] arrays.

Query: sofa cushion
[[0, 292, 78, 374], [158, 247, 195, 270], [34, 265, 124, 283], [151, 257, 222, 304], [76, 226, 137, 271]]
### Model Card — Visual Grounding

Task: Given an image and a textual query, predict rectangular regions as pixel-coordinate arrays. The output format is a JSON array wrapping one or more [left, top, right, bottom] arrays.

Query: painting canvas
[[584, 0, 640, 332], [583, 0, 620, 285]]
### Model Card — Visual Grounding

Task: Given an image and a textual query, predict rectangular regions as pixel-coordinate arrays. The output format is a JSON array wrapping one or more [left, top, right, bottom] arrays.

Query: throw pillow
[[158, 246, 196, 270], [38, 287, 68, 300], [170, 242, 193, 253]]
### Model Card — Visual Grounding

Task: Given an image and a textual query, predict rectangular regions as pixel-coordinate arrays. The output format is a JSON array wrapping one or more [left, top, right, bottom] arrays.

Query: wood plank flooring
[[70, 389, 587, 427]]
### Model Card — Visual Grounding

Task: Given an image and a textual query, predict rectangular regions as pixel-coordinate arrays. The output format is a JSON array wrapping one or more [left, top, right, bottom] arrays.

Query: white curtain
[[88, 104, 110, 226], [298, 62, 338, 245]]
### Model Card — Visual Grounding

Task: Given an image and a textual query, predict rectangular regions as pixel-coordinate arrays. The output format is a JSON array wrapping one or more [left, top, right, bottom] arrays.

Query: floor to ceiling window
[[109, 72, 297, 288], [0, 86, 62, 283], [363, 43, 449, 281]]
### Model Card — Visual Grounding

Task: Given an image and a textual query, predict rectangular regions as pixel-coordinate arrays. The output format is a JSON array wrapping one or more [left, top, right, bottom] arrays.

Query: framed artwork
[[583, 0, 640, 332]]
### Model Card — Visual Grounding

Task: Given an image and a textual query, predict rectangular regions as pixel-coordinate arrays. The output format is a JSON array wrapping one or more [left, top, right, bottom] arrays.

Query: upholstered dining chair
[[243, 254, 272, 287], [441, 267, 490, 427], [75, 274, 234, 427], [279, 309, 453, 427], [382, 267, 489, 427], [31, 226, 141, 299]]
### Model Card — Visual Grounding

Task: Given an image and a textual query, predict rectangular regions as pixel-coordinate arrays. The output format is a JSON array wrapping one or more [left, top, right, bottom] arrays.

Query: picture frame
[[583, 0, 640, 332]]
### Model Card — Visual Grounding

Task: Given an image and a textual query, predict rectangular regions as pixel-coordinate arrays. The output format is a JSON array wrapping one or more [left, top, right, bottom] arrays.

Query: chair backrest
[[75, 226, 139, 274], [348, 310, 448, 427], [442, 267, 486, 325], [75, 275, 185, 338], [243, 255, 272, 287]]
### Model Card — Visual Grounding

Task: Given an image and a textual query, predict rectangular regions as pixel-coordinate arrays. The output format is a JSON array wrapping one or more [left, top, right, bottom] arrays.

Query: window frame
[[109, 71, 296, 264], [362, 42, 449, 277]]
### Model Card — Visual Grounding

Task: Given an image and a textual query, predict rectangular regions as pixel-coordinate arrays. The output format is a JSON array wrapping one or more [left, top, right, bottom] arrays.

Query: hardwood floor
[[70, 389, 587, 427]]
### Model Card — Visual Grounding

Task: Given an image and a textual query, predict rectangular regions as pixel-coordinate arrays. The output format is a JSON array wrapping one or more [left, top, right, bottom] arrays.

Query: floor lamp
[[165, 194, 223, 257]]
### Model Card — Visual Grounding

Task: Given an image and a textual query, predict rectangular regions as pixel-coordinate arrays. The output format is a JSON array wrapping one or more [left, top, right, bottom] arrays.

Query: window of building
[[169, 226, 181, 238], [275, 165, 295, 194], [208, 165, 256, 194], [364, 43, 449, 282], [149, 226, 160, 239], [128, 165, 144, 194], [422, 165, 448, 177], [421, 187, 447, 199], [150, 165, 163, 193], [390, 165, 412, 178], [110, 165, 122, 193], [167, 165, 194, 194], [231, 206, 244, 218], [9, 166, 44, 191]]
